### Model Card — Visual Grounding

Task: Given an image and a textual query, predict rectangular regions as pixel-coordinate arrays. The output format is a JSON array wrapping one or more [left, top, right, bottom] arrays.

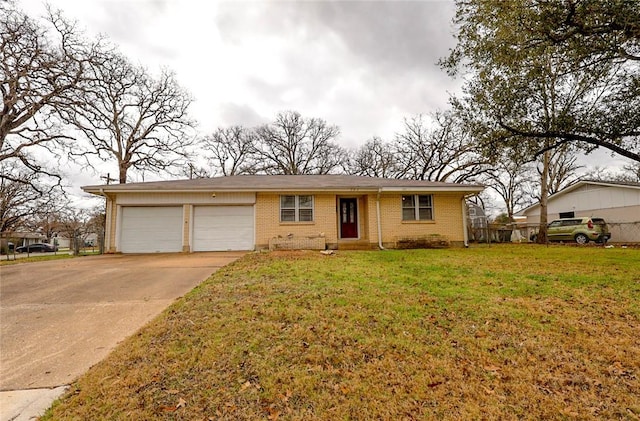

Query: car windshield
[[592, 218, 606, 225]]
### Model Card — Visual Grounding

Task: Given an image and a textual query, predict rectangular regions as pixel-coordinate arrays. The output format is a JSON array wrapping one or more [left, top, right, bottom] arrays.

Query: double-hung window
[[402, 194, 433, 221], [280, 195, 314, 222]]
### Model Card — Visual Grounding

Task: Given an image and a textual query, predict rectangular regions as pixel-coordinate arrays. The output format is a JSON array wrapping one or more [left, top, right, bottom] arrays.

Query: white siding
[[541, 185, 640, 215]]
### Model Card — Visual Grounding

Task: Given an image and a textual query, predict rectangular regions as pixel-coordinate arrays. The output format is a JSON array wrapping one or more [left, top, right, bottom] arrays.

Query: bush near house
[[44, 245, 640, 420]]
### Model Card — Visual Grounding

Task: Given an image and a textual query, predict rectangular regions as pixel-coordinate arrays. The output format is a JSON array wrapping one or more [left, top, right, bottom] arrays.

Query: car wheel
[[530, 234, 537, 242], [575, 234, 589, 244]]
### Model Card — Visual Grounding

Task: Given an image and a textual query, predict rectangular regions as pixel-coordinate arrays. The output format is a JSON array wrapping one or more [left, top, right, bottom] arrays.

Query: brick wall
[[105, 191, 467, 252], [269, 236, 326, 250], [377, 193, 465, 245], [255, 192, 465, 249], [106, 198, 117, 252], [182, 204, 191, 252], [364, 195, 379, 244], [255, 193, 338, 249]]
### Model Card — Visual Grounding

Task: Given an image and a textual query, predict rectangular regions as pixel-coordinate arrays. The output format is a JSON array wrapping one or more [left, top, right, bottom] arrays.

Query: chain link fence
[[606, 221, 640, 244], [469, 221, 640, 244], [469, 224, 527, 243]]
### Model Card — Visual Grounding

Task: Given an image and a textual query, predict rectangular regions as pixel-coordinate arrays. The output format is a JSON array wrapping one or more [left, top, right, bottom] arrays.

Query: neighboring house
[[53, 233, 99, 249], [467, 202, 488, 229], [517, 180, 640, 243], [1, 232, 45, 247], [82, 175, 483, 253], [466, 201, 488, 242], [1, 232, 46, 254], [53, 236, 70, 249]]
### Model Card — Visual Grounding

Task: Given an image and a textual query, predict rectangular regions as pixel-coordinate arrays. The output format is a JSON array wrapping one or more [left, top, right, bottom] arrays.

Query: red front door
[[340, 198, 358, 238]]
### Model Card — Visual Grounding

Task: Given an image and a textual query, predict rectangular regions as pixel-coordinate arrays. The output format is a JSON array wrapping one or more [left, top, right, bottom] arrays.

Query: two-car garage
[[118, 205, 254, 253]]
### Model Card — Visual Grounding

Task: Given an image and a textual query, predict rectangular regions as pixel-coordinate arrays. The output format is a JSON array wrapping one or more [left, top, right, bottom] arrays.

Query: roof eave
[[380, 186, 484, 193], [83, 185, 485, 195], [516, 179, 640, 216]]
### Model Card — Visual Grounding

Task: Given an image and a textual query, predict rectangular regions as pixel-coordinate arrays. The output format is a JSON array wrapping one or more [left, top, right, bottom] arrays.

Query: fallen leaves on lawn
[[240, 380, 252, 392], [239, 379, 262, 393], [159, 396, 187, 412], [483, 364, 501, 372]]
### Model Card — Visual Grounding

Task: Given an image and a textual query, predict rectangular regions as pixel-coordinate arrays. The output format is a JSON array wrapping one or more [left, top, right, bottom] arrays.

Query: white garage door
[[193, 206, 254, 251], [120, 207, 183, 253]]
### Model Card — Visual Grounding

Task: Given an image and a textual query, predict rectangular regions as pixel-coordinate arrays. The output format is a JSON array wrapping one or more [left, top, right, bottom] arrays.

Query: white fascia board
[[379, 186, 484, 194], [83, 185, 485, 195]]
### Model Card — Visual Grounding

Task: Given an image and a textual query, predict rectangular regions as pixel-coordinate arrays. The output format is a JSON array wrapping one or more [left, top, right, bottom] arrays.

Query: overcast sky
[[23, 0, 461, 150], [18, 0, 631, 207]]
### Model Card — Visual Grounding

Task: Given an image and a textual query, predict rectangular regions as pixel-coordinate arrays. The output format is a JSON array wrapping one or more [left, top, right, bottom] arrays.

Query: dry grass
[[0, 253, 74, 265], [43, 245, 640, 420]]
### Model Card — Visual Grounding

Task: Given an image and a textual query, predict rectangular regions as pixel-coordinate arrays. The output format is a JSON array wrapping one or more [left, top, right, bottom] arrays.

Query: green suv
[[532, 217, 611, 244]]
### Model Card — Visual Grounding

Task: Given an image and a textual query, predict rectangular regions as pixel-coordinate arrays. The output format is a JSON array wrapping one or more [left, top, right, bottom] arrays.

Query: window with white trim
[[402, 194, 433, 221], [280, 195, 314, 222]]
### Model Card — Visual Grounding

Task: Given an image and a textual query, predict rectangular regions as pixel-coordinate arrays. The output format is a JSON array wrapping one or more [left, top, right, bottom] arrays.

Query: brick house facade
[[84, 175, 483, 253]]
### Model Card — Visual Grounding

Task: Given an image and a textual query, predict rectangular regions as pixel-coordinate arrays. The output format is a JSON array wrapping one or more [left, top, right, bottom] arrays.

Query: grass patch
[[0, 250, 100, 266], [43, 245, 640, 420], [0, 253, 74, 265]]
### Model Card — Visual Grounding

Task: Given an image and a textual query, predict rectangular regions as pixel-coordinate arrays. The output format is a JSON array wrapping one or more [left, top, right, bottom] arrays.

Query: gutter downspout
[[376, 188, 385, 250], [461, 196, 469, 248]]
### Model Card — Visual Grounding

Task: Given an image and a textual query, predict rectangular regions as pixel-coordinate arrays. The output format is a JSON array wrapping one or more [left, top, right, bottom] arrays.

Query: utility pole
[[100, 173, 117, 185]]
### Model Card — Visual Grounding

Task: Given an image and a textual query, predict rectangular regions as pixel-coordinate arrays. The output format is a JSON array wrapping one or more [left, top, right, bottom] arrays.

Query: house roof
[[82, 175, 484, 195], [516, 179, 640, 215]]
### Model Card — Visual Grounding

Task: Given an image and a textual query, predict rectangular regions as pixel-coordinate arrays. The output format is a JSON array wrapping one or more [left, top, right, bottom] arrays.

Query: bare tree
[[63, 51, 195, 183], [1, 3, 101, 183], [621, 162, 640, 182], [531, 146, 583, 199], [347, 137, 401, 178], [52, 204, 105, 253], [582, 161, 640, 183], [253, 111, 345, 175], [56, 208, 82, 255], [484, 150, 536, 221], [201, 126, 257, 176], [547, 147, 582, 195], [83, 206, 105, 253], [31, 211, 62, 244], [0, 161, 64, 234], [394, 111, 490, 182]]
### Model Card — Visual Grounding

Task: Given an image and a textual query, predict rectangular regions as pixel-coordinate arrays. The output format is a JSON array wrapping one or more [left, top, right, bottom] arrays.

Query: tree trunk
[[537, 150, 550, 243], [119, 166, 127, 184], [73, 232, 81, 255]]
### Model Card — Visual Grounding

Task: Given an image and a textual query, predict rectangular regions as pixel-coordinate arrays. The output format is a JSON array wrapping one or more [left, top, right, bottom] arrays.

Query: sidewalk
[[0, 387, 68, 421]]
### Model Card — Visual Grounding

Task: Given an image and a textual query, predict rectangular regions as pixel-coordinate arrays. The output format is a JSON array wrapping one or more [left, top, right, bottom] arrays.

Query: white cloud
[[21, 0, 460, 142], [13, 0, 636, 215]]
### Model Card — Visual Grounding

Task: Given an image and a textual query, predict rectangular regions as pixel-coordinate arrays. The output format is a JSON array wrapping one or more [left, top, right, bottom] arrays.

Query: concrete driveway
[[0, 252, 244, 419]]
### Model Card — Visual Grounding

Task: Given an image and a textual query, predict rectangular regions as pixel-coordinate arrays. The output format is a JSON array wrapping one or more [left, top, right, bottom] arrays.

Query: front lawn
[[44, 245, 640, 420]]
